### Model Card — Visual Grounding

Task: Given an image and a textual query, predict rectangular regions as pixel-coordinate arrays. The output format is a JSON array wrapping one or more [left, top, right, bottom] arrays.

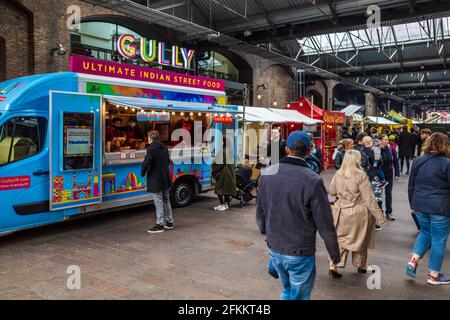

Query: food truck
[[0, 56, 240, 235]]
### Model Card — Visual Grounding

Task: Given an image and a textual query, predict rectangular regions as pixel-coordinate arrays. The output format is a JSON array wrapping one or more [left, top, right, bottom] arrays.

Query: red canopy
[[288, 96, 324, 120], [289, 97, 345, 124]]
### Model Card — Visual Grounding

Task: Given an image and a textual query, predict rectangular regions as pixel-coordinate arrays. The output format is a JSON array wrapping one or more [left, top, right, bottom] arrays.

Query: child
[[388, 135, 399, 153], [372, 134, 388, 189]]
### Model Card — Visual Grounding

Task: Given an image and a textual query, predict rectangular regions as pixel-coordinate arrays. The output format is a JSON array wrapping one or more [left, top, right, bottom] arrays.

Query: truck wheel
[[171, 180, 194, 208]]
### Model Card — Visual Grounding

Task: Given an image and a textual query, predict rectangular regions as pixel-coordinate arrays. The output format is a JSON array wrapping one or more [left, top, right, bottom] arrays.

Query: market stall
[[238, 106, 320, 162], [288, 96, 345, 169], [340, 104, 363, 133], [364, 116, 398, 133]]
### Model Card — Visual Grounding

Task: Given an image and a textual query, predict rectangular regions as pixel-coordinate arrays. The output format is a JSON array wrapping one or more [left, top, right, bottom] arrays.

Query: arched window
[[71, 21, 143, 63], [197, 51, 240, 82]]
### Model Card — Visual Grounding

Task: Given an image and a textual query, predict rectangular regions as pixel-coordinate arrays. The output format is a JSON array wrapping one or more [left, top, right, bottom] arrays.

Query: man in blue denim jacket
[[256, 130, 340, 300]]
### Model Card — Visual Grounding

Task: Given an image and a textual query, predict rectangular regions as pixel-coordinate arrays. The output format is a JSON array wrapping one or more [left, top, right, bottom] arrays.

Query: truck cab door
[[49, 91, 102, 212]]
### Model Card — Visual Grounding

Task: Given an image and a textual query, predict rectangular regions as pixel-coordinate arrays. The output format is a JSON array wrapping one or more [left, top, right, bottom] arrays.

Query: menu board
[[65, 127, 92, 157]]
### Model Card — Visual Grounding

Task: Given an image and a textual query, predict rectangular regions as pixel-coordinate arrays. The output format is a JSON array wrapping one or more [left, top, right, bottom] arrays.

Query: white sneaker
[[224, 203, 229, 210], [214, 204, 225, 211], [217, 205, 227, 212]]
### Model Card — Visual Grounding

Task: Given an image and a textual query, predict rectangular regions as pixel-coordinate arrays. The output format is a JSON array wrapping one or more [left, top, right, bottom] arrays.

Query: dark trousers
[[218, 195, 231, 205], [400, 155, 411, 173], [384, 175, 394, 215]]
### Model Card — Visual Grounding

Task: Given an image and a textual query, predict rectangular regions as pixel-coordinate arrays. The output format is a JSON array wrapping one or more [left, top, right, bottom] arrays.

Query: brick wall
[[0, 0, 122, 81], [0, 0, 33, 80]]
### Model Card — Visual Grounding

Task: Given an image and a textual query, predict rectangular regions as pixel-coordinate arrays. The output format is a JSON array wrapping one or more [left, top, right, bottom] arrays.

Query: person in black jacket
[[405, 133, 450, 285], [141, 130, 174, 233], [256, 130, 340, 300], [398, 126, 414, 175], [380, 134, 400, 221]]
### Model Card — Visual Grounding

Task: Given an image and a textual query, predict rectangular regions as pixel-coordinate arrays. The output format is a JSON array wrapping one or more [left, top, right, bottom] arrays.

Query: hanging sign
[[117, 34, 195, 70], [214, 115, 234, 124], [137, 111, 170, 122]]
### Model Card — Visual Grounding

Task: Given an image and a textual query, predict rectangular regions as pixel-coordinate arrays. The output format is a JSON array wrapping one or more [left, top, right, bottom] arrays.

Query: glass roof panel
[[299, 17, 450, 55]]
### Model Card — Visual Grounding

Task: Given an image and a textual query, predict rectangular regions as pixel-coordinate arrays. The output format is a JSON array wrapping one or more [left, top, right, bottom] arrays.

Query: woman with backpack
[[405, 133, 450, 285]]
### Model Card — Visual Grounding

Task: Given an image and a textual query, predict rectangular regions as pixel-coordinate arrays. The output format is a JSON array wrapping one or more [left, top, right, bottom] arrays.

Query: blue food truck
[[0, 70, 240, 235]]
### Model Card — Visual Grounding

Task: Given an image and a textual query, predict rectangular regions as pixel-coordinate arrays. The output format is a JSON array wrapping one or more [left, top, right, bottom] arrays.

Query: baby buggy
[[234, 163, 264, 207]]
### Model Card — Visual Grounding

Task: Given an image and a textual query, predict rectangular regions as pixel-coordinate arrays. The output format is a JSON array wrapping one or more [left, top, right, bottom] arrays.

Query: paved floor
[[0, 170, 449, 300]]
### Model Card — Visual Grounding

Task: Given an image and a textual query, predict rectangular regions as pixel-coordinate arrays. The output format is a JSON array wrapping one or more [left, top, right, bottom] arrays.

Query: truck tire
[[171, 180, 194, 208]]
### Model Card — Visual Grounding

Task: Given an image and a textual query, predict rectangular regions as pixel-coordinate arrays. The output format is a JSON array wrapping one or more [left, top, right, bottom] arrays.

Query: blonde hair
[[362, 136, 373, 148], [336, 150, 365, 179]]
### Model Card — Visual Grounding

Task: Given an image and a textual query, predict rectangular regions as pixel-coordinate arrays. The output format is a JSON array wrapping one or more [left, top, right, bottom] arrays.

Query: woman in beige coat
[[329, 150, 387, 279]]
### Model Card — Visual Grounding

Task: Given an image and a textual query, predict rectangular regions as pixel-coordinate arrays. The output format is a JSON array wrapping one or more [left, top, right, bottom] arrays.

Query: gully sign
[[117, 34, 195, 70]]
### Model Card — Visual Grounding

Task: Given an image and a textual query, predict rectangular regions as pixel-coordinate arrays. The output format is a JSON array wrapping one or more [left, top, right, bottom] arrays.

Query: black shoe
[[386, 215, 396, 221], [405, 171, 409, 176], [164, 222, 175, 230], [148, 224, 165, 233], [329, 269, 342, 279]]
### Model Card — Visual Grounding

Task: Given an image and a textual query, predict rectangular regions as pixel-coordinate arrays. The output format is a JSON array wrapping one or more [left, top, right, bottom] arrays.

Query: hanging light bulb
[[190, 112, 194, 116], [181, 112, 185, 116], [257, 93, 262, 100], [287, 103, 291, 108], [172, 112, 176, 115], [198, 113, 202, 116], [273, 101, 278, 107]]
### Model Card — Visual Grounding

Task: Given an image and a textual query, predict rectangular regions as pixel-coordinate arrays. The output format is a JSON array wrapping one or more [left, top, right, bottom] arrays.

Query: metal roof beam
[[229, 1, 450, 43], [254, 0, 276, 32]]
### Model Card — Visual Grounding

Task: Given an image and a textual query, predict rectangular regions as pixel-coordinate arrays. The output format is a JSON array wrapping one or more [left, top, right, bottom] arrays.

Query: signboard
[[117, 34, 195, 70], [70, 56, 225, 93], [65, 127, 92, 156], [214, 116, 234, 124], [0, 176, 31, 191], [137, 112, 170, 122], [323, 111, 345, 125]]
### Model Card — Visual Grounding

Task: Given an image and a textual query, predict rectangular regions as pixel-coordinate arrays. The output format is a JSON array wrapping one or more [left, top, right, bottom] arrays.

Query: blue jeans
[[269, 250, 316, 300], [412, 212, 450, 273], [153, 189, 174, 226], [375, 167, 385, 182]]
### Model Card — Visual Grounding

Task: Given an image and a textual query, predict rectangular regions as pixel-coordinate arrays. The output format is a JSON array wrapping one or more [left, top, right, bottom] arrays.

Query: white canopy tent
[[364, 116, 397, 125], [238, 106, 321, 125], [340, 105, 363, 116]]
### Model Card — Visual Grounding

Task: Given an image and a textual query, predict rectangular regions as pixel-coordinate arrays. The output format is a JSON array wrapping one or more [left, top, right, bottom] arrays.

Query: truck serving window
[[62, 112, 94, 171], [0, 117, 47, 166], [104, 103, 211, 164]]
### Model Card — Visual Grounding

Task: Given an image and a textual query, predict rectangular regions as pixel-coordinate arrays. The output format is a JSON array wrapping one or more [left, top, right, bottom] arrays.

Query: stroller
[[234, 163, 264, 207]]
